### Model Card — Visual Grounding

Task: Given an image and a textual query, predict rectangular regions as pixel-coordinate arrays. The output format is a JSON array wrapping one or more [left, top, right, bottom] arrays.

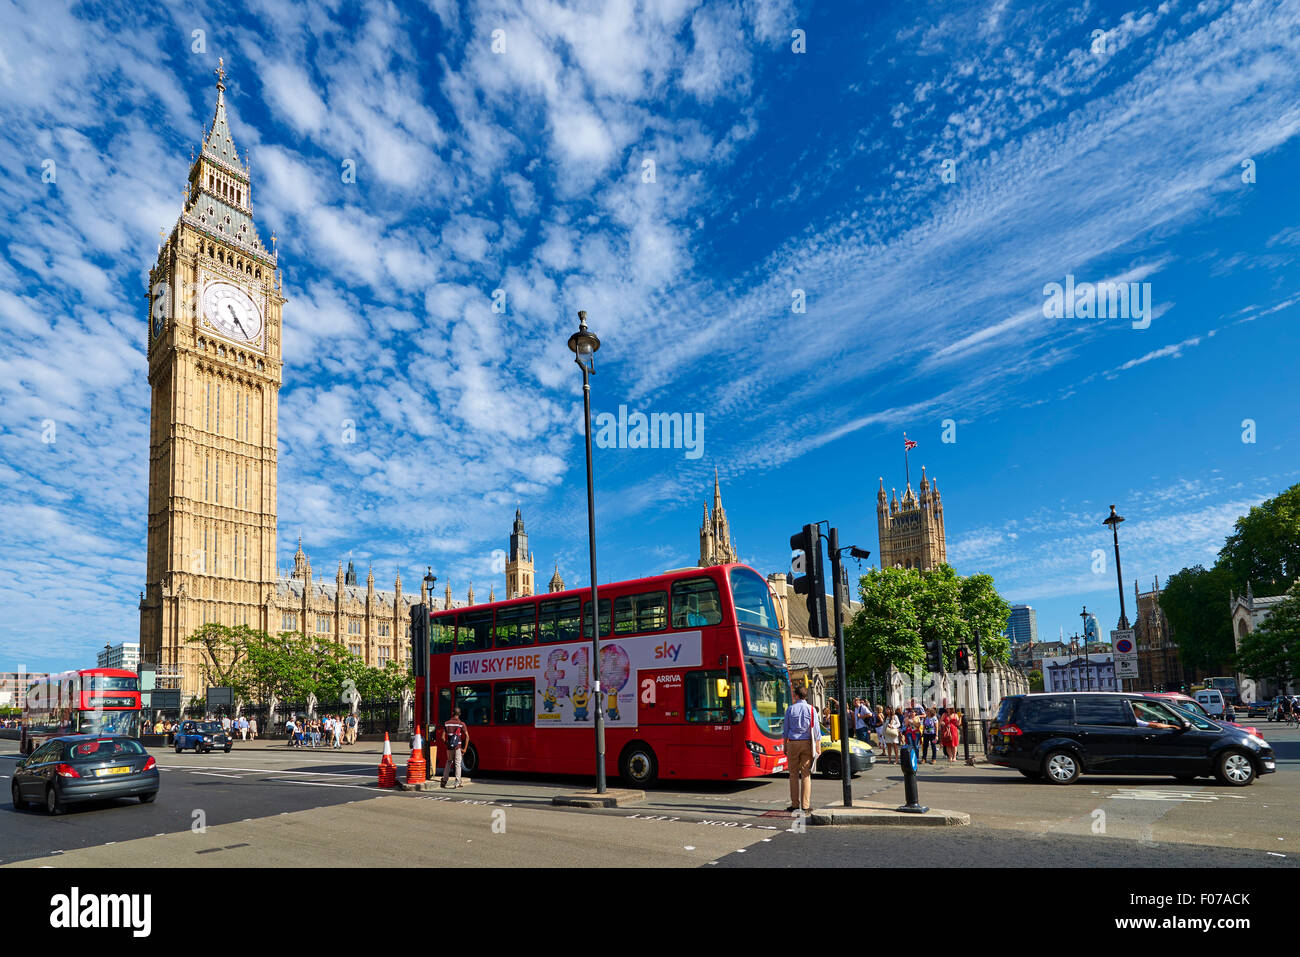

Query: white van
[[1195, 689, 1226, 717]]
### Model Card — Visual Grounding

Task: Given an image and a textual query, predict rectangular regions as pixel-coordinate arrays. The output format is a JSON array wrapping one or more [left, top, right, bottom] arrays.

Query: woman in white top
[[883, 707, 901, 764]]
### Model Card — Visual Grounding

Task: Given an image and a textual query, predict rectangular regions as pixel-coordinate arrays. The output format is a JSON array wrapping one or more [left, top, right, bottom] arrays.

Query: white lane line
[[190, 772, 244, 779], [267, 778, 377, 791], [162, 764, 374, 778]]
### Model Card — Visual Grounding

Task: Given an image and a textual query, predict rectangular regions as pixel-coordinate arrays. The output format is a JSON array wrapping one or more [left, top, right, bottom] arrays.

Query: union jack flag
[[904, 435, 917, 451]]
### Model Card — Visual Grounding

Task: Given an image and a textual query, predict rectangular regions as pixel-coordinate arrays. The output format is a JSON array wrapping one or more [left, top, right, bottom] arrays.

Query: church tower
[[876, 467, 947, 571], [698, 469, 739, 567], [506, 509, 535, 598], [138, 60, 285, 699]]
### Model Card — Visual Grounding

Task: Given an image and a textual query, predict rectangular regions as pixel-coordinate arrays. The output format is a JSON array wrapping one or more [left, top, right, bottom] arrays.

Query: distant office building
[[1083, 612, 1102, 644], [1042, 654, 1117, 692], [97, 643, 140, 672], [1005, 605, 1039, 645], [0, 672, 51, 709]]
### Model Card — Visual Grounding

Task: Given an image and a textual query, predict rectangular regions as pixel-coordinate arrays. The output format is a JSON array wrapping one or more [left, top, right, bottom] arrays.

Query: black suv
[[988, 692, 1275, 786]]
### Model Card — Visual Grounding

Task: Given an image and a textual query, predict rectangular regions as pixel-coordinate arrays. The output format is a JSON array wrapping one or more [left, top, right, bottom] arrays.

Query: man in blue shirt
[[783, 685, 818, 813]]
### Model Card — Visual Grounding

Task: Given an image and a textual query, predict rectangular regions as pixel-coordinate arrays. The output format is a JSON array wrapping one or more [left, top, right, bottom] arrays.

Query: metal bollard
[[896, 744, 929, 814]]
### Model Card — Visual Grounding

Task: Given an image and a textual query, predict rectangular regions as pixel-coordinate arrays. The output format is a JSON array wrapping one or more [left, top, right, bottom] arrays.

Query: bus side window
[[455, 684, 492, 725], [672, 578, 723, 628], [494, 681, 535, 725], [437, 688, 453, 725], [430, 618, 455, 654]]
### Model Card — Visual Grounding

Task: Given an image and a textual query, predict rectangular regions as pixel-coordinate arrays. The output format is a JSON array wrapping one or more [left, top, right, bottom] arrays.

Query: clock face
[[202, 282, 263, 344]]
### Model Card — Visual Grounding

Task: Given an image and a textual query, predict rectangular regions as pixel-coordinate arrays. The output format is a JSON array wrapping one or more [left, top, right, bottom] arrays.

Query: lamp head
[[567, 310, 600, 374], [1103, 504, 1124, 528], [424, 566, 436, 591]]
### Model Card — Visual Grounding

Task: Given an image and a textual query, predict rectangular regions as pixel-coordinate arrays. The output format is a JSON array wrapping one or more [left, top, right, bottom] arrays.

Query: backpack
[[445, 723, 463, 750]]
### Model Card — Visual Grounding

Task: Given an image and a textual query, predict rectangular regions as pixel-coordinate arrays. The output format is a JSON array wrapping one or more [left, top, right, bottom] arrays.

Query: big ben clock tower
[[139, 61, 285, 699]]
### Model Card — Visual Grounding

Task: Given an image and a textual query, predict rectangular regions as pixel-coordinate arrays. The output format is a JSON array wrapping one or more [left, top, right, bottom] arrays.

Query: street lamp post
[[1080, 606, 1091, 691], [423, 567, 436, 770], [1103, 505, 1130, 691], [568, 311, 606, 794]]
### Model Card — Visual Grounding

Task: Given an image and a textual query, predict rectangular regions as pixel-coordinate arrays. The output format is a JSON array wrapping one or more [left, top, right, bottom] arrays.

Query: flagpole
[[903, 432, 911, 489]]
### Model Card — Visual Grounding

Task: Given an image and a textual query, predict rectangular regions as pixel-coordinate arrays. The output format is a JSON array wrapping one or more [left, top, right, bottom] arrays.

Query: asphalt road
[[2, 727, 1297, 867]]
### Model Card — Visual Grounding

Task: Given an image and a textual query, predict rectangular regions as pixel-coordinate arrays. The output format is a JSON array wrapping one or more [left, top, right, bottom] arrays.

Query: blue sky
[[2, 0, 1298, 673]]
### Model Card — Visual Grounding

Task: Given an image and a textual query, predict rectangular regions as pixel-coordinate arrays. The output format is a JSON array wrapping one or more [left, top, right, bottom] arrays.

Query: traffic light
[[790, 523, 828, 639], [954, 645, 971, 673], [924, 637, 945, 674]]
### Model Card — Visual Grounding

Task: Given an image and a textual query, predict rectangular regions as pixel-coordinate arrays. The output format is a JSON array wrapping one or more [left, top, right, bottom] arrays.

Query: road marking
[[191, 771, 244, 779], [162, 763, 374, 778], [268, 778, 377, 791], [1108, 788, 1248, 803]]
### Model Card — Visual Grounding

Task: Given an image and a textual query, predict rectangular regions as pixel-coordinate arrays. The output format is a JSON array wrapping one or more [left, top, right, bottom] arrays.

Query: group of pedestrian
[[850, 697, 962, 764], [284, 714, 357, 748]]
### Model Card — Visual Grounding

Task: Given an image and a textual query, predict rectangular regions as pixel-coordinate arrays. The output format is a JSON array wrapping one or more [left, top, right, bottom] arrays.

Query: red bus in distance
[[21, 669, 143, 756], [417, 563, 793, 786]]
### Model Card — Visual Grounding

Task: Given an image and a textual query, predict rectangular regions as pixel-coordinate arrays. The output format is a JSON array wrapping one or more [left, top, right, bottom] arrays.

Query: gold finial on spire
[[215, 57, 227, 92]]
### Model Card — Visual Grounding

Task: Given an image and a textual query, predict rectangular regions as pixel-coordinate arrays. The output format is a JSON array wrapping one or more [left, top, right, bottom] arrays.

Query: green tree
[[1027, 670, 1044, 693], [844, 564, 1011, 678], [1159, 565, 1235, 672], [844, 566, 924, 679], [185, 623, 252, 696], [1219, 484, 1300, 589], [959, 572, 1012, 663], [1236, 584, 1299, 689]]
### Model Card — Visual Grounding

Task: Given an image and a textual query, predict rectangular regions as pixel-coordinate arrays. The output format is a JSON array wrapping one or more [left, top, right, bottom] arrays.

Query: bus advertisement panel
[[449, 631, 703, 726]]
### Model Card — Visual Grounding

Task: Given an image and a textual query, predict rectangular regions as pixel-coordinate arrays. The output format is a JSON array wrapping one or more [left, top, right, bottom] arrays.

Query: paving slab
[[553, 788, 646, 808]]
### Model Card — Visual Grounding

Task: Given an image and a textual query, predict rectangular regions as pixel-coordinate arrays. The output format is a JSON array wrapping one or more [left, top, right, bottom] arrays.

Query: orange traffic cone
[[377, 732, 396, 789], [406, 726, 427, 785]]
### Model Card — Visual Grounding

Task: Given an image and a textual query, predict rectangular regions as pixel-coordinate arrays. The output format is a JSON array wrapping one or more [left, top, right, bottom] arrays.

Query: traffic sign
[[1111, 629, 1138, 679]]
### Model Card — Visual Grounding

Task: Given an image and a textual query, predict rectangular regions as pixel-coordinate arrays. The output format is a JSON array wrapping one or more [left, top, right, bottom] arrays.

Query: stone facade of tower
[[548, 563, 565, 593], [876, 467, 947, 571], [1132, 577, 1184, 692], [699, 470, 739, 566], [138, 63, 285, 699], [506, 509, 535, 599]]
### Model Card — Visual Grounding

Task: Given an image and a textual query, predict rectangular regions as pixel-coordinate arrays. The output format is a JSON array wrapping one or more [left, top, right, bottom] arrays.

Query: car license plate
[[95, 766, 132, 777]]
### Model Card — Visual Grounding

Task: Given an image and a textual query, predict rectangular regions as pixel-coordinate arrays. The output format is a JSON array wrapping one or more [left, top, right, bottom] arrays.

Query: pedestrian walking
[[439, 709, 470, 788], [781, 685, 820, 814], [249, 716, 258, 740], [332, 716, 343, 749], [346, 712, 357, 745]]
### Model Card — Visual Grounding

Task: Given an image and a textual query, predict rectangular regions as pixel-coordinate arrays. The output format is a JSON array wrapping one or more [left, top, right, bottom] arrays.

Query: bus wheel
[[619, 742, 658, 788]]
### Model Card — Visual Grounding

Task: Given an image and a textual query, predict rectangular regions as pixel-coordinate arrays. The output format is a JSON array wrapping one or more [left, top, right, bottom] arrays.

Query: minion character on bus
[[607, 691, 620, 722], [542, 686, 558, 713], [571, 685, 590, 721]]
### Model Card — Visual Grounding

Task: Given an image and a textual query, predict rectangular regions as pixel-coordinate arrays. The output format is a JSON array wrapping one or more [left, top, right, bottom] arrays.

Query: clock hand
[[228, 304, 248, 337]]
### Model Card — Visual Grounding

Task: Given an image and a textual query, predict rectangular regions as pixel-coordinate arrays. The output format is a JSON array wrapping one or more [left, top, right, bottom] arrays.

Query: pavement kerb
[[810, 801, 970, 827]]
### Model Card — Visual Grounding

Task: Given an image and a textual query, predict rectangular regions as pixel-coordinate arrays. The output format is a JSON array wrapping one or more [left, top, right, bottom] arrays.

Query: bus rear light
[[55, 764, 81, 778], [143, 757, 157, 771]]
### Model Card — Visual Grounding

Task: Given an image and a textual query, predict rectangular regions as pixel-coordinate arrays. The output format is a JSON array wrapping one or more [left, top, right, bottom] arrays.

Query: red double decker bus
[[21, 668, 143, 756], [417, 563, 793, 786]]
